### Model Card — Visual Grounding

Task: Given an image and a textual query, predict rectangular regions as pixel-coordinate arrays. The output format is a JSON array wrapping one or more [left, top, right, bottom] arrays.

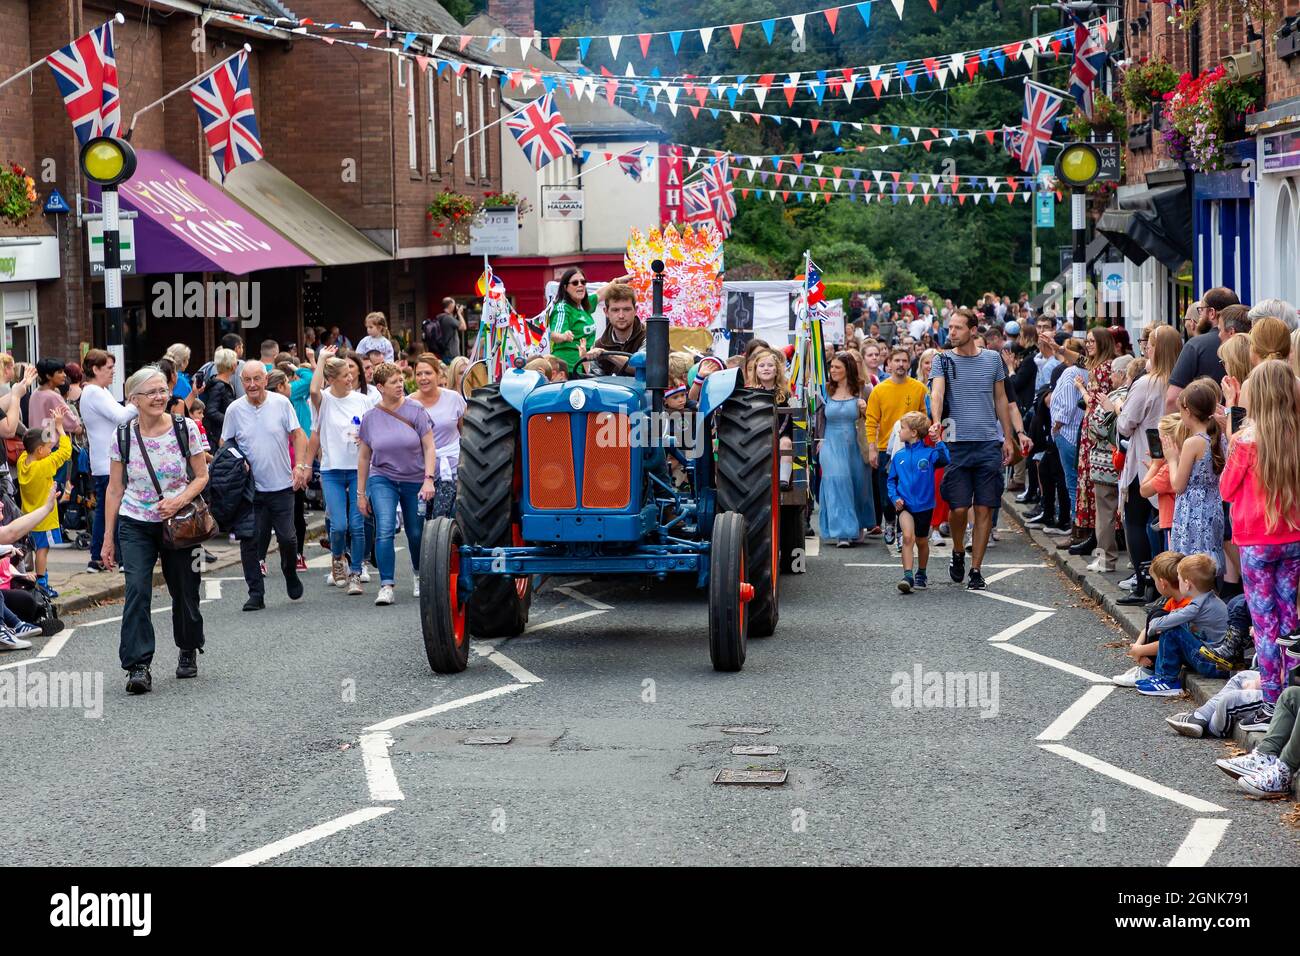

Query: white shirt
[[316, 389, 373, 471], [908, 317, 929, 340], [80, 382, 138, 476], [220, 392, 301, 492]]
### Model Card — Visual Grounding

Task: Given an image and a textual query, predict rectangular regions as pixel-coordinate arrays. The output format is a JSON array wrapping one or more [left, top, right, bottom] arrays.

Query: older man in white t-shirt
[[221, 362, 309, 610]]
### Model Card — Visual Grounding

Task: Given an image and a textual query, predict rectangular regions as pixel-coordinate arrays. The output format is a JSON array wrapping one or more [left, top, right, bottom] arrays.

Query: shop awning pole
[[123, 44, 251, 141], [0, 13, 126, 92]]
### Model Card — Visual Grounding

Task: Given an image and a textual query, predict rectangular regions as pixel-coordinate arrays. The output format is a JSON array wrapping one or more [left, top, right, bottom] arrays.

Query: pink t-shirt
[[28, 388, 81, 436], [1221, 438, 1300, 546]]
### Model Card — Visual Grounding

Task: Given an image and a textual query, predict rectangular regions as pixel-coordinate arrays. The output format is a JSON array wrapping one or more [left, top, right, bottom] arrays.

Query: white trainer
[[375, 584, 395, 606], [0, 627, 32, 651], [1112, 665, 1153, 687]]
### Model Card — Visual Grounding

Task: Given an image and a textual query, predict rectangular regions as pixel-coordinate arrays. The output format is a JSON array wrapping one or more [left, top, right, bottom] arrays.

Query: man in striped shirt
[[928, 308, 1032, 591]]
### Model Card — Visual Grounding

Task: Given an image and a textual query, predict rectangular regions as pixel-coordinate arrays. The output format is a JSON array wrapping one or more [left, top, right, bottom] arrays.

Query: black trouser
[[240, 488, 299, 600], [1123, 477, 1155, 571], [118, 515, 204, 670], [872, 457, 894, 525], [0, 588, 39, 624], [1037, 445, 1070, 526], [294, 489, 307, 558]]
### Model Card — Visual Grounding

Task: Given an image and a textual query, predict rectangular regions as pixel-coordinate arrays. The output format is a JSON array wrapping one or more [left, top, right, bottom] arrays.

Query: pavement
[[3, 510, 1297, 867]]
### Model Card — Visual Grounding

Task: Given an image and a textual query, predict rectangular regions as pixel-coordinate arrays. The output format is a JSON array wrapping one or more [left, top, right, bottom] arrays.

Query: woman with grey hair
[[1247, 298, 1298, 332], [102, 366, 210, 694], [165, 342, 194, 400]]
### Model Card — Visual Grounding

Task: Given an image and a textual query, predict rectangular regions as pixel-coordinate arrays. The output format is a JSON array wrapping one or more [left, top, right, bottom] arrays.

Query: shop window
[[1278, 181, 1300, 305], [1, 286, 38, 364]]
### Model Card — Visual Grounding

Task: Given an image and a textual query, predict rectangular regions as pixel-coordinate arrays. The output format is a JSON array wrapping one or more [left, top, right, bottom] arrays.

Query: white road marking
[[36, 628, 74, 659], [844, 562, 1043, 568], [981, 567, 1023, 585], [363, 683, 528, 734], [79, 614, 123, 628], [987, 610, 1055, 643], [212, 806, 395, 867], [1038, 744, 1228, 813], [992, 642, 1112, 683], [1036, 685, 1116, 741], [553, 586, 613, 611], [359, 732, 404, 801], [525, 608, 607, 631], [1168, 818, 1232, 867], [473, 644, 543, 684], [968, 589, 1053, 612], [804, 537, 819, 558]]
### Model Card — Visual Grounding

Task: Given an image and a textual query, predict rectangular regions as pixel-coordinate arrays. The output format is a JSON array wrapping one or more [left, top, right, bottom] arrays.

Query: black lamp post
[[80, 136, 137, 397], [1056, 141, 1101, 326]]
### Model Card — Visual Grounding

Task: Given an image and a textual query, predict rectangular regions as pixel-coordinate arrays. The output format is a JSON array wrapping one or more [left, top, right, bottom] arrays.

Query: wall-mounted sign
[[0, 236, 60, 282], [43, 189, 70, 214], [469, 205, 519, 255], [1035, 192, 1055, 228], [1262, 129, 1300, 173], [1093, 142, 1122, 183], [1101, 264, 1125, 303], [87, 219, 136, 275], [541, 187, 585, 221]]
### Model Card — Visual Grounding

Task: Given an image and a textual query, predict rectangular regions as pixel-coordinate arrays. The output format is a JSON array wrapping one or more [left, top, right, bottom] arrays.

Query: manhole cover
[[721, 726, 772, 735], [463, 736, 512, 745], [731, 745, 778, 756], [713, 768, 788, 786]]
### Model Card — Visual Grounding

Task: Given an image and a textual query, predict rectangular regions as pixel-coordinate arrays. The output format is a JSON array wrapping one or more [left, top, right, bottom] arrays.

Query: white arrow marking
[[1038, 744, 1228, 813], [1036, 685, 1115, 741], [213, 807, 394, 867], [988, 610, 1055, 642]]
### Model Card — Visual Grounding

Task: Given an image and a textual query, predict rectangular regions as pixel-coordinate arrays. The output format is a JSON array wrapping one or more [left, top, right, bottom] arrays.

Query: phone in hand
[[1146, 428, 1163, 459], [1230, 406, 1246, 433]]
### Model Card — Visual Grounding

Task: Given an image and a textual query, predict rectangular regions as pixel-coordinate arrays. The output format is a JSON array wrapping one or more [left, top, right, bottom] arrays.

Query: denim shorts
[[940, 441, 1004, 509]]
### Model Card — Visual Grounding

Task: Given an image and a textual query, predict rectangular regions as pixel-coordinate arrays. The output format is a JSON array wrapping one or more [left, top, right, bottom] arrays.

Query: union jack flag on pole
[[1019, 81, 1066, 175], [1069, 24, 1109, 120], [1002, 125, 1027, 166], [702, 158, 737, 236], [191, 51, 264, 181], [683, 180, 713, 222], [617, 145, 647, 181], [44, 19, 121, 146], [504, 93, 576, 171]]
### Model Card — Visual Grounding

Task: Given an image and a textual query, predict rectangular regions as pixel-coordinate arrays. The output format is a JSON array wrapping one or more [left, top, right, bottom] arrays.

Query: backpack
[[116, 415, 192, 471]]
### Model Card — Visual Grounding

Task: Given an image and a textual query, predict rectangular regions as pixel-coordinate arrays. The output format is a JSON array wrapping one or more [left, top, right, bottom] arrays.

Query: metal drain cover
[[713, 768, 788, 786], [721, 726, 772, 735], [463, 735, 513, 745], [731, 745, 778, 756]]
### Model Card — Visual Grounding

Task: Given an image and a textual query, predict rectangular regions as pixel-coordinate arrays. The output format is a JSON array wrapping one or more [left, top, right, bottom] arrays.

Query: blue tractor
[[419, 261, 781, 672]]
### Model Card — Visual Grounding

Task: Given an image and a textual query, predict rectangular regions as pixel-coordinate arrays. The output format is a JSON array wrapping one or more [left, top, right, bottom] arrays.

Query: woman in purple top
[[357, 362, 437, 606], [407, 352, 466, 518]]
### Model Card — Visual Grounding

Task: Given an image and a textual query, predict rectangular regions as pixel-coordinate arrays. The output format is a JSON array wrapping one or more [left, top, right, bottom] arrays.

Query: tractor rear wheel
[[420, 517, 469, 673], [716, 388, 779, 637], [709, 511, 748, 672], [456, 385, 532, 637]]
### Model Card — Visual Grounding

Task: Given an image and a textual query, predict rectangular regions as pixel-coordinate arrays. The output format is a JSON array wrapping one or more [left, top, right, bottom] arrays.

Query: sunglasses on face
[[568, 279, 586, 286]]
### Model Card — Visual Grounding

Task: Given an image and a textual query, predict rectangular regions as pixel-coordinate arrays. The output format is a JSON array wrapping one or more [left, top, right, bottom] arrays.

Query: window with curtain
[[426, 68, 438, 176], [477, 78, 488, 179], [407, 62, 418, 171]]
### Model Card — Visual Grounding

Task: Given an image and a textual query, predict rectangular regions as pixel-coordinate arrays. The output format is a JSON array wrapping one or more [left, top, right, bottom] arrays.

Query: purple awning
[[115, 151, 312, 276]]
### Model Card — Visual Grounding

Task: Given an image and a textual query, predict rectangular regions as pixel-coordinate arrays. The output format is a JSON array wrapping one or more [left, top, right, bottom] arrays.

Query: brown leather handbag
[[134, 421, 217, 550]]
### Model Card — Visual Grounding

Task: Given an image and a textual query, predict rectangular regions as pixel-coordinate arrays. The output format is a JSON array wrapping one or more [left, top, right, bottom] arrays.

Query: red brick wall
[[0, 0, 35, 171], [488, 0, 534, 40]]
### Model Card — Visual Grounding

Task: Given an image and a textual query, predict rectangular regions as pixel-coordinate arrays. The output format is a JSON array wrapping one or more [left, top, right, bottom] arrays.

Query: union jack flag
[[805, 260, 827, 307], [683, 180, 712, 221], [1069, 24, 1108, 119], [191, 51, 264, 181], [1002, 125, 1027, 165], [44, 20, 120, 146], [618, 145, 647, 181], [504, 93, 576, 171], [702, 158, 737, 232], [1019, 82, 1065, 174]]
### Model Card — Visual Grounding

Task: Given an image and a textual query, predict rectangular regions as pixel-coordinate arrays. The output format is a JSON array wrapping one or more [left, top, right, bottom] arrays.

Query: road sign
[[1035, 192, 1055, 228], [43, 189, 70, 214], [87, 218, 136, 275]]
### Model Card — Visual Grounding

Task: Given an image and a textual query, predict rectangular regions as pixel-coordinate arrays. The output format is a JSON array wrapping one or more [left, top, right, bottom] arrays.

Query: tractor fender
[[698, 367, 740, 419], [499, 367, 546, 413]]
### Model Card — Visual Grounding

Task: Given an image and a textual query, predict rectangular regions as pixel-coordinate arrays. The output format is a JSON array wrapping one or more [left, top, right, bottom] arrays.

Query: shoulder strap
[[133, 424, 164, 499], [116, 422, 132, 467], [172, 414, 195, 480], [375, 402, 422, 434]]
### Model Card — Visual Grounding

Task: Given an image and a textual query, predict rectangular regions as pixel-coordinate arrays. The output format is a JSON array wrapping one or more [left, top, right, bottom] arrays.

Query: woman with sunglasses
[[550, 268, 633, 374]]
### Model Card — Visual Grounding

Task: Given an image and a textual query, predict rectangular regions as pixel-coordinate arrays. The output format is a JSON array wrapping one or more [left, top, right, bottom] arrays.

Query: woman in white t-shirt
[[408, 353, 466, 517], [308, 347, 373, 592], [79, 349, 137, 573]]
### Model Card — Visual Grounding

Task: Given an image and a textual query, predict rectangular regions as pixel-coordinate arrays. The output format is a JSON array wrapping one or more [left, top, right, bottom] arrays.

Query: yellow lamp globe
[[80, 136, 137, 187], [1058, 142, 1101, 189]]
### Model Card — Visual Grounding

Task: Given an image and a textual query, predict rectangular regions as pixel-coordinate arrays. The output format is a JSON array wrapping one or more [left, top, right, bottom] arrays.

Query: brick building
[[0, 0, 504, 374]]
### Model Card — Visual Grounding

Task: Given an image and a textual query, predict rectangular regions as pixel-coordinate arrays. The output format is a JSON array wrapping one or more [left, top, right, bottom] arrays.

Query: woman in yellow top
[[17, 403, 72, 598], [549, 267, 633, 373]]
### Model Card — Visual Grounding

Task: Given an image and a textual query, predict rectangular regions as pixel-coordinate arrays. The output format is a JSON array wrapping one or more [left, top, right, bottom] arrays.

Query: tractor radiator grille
[[528, 414, 576, 509], [582, 412, 631, 509]]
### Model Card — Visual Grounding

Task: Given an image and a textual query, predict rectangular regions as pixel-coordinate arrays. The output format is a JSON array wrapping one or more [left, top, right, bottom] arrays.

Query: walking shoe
[[1198, 626, 1253, 671], [318, 536, 330, 549], [1134, 675, 1182, 697], [1238, 759, 1292, 799], [328, 557, 347, 587], [914, 570, 928, 589], [242, 597, 265, 612], [11, 621, 41, 639], [866, 526, 883, 538], [295, 555, 308, 572], [1239, 703, 1275, 733], [966, 568, 986, 591], [286, 572, 304, 601], [1014, 490, 1038, 504], [347, 573, 364, 595], [963, 528, 973, 553], [883, 525, 895, 546], [1165, 712, 1208, 738], [836, 539, 851, 548], [375, 584, 395, 606], [1085, 556, 1116, 573], [359, 568, 372, 584], [202, 549, 218, 564], [1068, 535, 1097, 556], [949, 553, 965, 583], [1216, 749, 1273, 779], [85, 561, 107, 573], [1112, 665, 1154, 687], [988, 530, 999, 548], [1023, 511, 1047, 526], [125, 665, 152, 695], [938, 522, 951, 537], [1049, 520, 1073, 534], [929, 530, 944, 549], [1118, 574, 1138, 592], [176, 649, 199, 679], [0, 626, 32, 651], [36, 582, 58, 600], [897, 572, 914, 595]]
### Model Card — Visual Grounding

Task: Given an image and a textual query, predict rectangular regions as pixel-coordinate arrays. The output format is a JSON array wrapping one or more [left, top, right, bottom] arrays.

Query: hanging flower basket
[[426, 190, 479, 244], [1067, 94, 1127, 143], [481, 191, 533, 229], [1120, 58, 1179, 114], [0, 162, 38, 226], [1161, 67, 1262, 172]]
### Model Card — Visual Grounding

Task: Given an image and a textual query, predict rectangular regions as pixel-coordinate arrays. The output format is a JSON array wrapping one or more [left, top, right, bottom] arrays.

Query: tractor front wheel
[[717, 389, 779, 636], [709, 511, 749, 672], [420, 517, 470, 673]]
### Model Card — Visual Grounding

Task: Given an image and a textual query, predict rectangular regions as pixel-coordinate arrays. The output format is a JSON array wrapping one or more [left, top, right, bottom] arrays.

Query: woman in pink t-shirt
[[407, 353, 466, 518]]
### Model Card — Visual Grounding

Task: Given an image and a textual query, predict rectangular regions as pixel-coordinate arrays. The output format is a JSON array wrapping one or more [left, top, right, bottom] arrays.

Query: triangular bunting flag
[[730, 23, 744, 47], [699, 26, 714, 50], [824, 8, 839, 33], [639, 33, 653, 57], [608, 35, 622, 58]]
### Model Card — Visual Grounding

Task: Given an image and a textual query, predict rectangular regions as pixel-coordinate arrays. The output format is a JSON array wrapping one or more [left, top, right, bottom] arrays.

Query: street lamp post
[[79, 136, 137, 400], [1056, 141, 1101, 327]]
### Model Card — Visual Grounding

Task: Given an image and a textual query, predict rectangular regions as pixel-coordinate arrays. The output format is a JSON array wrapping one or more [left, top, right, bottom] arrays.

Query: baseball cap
[[1004, 321, 1021, 336]]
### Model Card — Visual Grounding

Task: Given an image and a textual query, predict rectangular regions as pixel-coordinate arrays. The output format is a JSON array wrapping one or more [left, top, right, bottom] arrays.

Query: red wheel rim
[[511, 522, 528, 598], [738, 547, 746, 635], [449, 546, 466, 647], [770, 434, 780, 592]]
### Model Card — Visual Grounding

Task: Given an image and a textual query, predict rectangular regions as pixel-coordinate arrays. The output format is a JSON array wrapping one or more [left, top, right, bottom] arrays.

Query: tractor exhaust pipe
[[645, 258, 668, 413]]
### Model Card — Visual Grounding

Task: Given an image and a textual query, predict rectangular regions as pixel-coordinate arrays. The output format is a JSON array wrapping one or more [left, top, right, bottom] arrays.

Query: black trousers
[[240, 488, 299, 600], [1123, 477, 1155, 571], [118, 515, 204, 670], [1036, 445, 1070, 526]]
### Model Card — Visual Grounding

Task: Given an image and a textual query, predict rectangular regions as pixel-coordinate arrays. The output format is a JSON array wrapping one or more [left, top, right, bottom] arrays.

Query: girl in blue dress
[[818, 353, 876, 546]]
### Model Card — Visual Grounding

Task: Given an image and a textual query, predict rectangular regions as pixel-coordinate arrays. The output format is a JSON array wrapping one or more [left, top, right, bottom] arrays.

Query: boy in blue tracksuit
[[887, 411, 950, 594]]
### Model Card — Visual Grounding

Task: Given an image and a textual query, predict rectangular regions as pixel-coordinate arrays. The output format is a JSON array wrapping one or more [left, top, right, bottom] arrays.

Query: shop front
[[1252, 99, 1300, 308], [0, 233, 59, 363], [1192, 140, 1255, 303]]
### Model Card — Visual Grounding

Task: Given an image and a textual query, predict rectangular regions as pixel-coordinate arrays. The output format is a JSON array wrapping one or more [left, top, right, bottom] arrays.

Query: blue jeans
[[368, 474, 424, 585], [321, 469, 365, 573], [90, 474, 121, 564], [1154, 624, 1228, 682], [1054, 433, 1079, 518]]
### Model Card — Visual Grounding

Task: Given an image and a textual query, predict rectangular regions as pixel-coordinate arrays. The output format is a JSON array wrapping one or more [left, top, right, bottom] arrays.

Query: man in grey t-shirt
[[221, 363, 310, 610], [928, 308, 1031, 590]]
